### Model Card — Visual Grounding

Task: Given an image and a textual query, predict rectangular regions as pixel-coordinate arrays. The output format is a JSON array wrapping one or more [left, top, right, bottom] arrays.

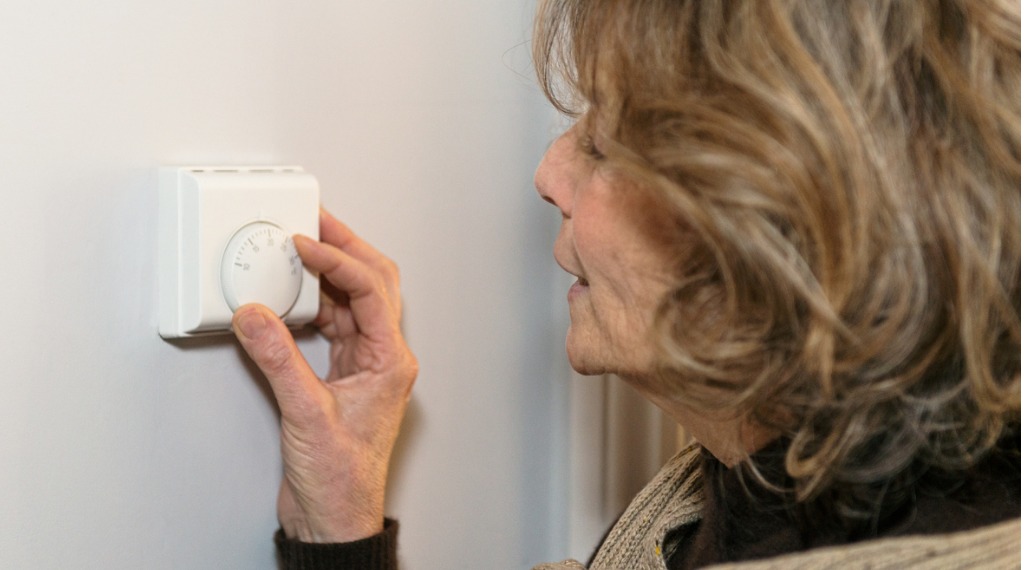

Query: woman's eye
[[580, 134, 606, 160]]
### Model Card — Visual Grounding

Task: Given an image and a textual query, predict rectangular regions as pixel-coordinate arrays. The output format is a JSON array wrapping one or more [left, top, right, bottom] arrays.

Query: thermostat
[[158, 166, 320, 339]]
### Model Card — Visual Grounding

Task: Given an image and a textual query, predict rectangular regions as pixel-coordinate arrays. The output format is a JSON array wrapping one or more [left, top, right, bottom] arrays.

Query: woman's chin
[[564, 332, 605, 376]]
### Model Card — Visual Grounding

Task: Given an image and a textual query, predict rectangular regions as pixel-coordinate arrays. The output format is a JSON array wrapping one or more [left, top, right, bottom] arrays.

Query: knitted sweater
[[533, 443, 1021, 570], [277, 442, 1020, 569]]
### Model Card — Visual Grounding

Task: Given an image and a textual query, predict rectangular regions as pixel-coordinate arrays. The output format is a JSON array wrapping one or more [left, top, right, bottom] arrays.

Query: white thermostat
[[158, 166, 320, 339]]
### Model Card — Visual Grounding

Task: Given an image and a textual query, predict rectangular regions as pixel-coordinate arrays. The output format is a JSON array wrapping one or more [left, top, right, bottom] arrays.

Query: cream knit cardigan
[[534, 443, 1021, 570]]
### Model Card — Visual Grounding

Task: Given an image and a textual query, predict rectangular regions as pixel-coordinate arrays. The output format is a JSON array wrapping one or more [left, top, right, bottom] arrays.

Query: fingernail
[[236, 309, 268, 340]]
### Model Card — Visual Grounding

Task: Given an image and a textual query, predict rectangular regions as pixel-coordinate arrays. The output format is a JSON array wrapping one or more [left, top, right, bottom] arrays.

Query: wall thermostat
[[158, 166, 320, 339]]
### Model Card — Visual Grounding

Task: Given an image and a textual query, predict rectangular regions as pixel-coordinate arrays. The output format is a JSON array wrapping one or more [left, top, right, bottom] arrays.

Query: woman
[[232, 0, 1020, 568]]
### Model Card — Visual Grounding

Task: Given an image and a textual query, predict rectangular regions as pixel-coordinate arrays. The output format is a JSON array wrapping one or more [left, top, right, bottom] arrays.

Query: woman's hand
[[232, 209, 418, 543]]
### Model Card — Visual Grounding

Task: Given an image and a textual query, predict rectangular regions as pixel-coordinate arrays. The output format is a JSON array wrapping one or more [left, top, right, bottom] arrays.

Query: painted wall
[[0, 1, 584, 567]]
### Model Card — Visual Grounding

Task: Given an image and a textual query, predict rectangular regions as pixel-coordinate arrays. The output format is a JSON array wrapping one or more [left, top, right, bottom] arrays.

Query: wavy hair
[[535, 0, 1020, 524]]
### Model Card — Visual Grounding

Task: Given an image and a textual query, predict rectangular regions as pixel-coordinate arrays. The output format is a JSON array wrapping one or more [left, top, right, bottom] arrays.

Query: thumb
[[233, 304, 324, 413]]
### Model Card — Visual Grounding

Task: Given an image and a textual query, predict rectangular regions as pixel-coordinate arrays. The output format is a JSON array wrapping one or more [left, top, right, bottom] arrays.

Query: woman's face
[[535, 124, 678, 378]]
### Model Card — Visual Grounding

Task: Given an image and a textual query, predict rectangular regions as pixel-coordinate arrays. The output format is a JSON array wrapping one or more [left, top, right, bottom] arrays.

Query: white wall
[[0, 1, 581, 567]]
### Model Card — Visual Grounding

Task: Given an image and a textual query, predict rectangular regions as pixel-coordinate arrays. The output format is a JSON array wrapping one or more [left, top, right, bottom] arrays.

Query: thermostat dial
[[221, 221, 302, 316]]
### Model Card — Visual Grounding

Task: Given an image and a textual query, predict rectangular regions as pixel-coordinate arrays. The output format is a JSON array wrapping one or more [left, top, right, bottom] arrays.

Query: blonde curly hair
[[535, 0, 1020, 523]]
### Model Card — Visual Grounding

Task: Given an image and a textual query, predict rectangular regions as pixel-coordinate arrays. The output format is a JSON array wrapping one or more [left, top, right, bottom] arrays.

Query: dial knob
[[221, 221, 302, 316]]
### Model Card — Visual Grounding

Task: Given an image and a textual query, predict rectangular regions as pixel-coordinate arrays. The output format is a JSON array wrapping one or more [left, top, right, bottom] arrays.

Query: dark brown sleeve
[[275, 519, 399, 570]]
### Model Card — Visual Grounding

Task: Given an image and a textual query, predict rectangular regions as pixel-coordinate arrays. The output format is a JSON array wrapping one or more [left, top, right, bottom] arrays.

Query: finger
[[319, 271, 349, 307], [314, 294, 358, 339], [294, 235, 399, 340], [233, 304, 326, 413], [318, 209, 390, 270], [317, 210, 400, 299]]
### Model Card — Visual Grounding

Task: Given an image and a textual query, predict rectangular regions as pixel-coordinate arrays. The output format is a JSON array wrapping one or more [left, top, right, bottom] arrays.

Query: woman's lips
[[568, 277, 589, 300]]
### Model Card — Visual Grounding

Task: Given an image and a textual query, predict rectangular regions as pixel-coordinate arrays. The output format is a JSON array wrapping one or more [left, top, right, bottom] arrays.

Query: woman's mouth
[[568, 277, 589, 300]]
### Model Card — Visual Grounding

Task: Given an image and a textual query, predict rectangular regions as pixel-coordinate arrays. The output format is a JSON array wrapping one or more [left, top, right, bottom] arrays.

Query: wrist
[[282, 514, 385, 544]]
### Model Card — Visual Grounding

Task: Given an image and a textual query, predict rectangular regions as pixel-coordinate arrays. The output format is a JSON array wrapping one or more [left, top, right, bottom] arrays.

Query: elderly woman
[[231, 0, 1020, 568]]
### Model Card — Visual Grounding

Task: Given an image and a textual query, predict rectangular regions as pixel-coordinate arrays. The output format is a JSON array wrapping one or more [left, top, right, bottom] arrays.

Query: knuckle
[[259, 340, 296, 377], [381, 257, 400, 281], [399, 354, 418, 398], [400, 351, 419, 382]]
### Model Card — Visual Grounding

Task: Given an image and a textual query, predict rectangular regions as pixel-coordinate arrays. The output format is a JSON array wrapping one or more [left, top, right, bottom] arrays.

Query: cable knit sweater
[[278, 442, 1020, 569], [534, 443, 1021, 570]]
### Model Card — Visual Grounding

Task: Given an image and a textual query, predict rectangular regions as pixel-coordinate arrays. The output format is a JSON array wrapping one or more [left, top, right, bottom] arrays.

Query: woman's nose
[[534, 132, 575, 218]]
